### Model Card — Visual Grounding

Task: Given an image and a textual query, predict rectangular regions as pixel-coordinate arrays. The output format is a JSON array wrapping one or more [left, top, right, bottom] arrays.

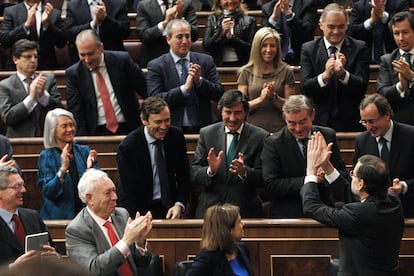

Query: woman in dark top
[[202, 0, 256, 66], [186, 204, 254, 276]]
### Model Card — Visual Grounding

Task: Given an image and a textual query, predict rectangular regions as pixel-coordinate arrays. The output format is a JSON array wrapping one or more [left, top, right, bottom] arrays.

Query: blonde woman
[[238, 27, 296, 133]]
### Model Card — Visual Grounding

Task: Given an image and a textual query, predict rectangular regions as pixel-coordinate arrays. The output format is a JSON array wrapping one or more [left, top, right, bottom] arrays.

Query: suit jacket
[[1, 2, 65, 69], [354, 121, 414, 217], [300, 36, 369, 131], [37, 143, 100, 219], [65, 207, 152, 276], [377, 49, 414, 125], [0, 208, 52, 266], [66, 50, 147, 136], [301, 180, 404, 275], [136, 0, 198, 66], [64, 0, 129, 62], [192, 122, 268, 218], [348, 0, 409, 63], [147, 51, 223, 128], [186, 242, 254, 276], [261, 125, 347, 218], [0, 72, 62, 138], [262, 0, 319, 65], [116, 125, 190, 217]]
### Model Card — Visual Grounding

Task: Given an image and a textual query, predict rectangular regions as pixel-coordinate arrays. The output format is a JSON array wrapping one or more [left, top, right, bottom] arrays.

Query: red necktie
[[12, 214, 26, 247], [103, 221, 133, 276], [95, 69, 119, 133]]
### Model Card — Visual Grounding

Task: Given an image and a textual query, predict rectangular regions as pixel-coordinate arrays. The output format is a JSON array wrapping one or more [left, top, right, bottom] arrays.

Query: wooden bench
[[45, 218, 414, 276]]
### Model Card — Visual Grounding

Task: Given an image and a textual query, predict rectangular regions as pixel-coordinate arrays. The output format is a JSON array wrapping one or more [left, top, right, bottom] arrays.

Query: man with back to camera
[[301, 131, 404, 275]]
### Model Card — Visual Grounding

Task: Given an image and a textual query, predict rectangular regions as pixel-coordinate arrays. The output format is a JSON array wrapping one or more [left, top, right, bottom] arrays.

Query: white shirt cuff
[[318, 74, 327, 87], [23, 95, 37, 113], [37, 90, 50, 107], [115, 240, 131, 258], [304, 175, 318, 185], [324, 168, 340, 184]]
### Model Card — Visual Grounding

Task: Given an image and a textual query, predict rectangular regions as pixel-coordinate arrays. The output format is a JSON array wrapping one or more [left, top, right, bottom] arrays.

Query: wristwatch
[[57, 169, 69, 179]]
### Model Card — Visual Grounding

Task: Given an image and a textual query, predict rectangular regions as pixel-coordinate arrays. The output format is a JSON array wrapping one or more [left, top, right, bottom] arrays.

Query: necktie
[[103, 221, 133, 276], [379, 136, 390, 168], [12, 214, 26, 247], [299, 138, 308, 159], [179, 59, 188, 85], [227, 132, 239, 168], [95, 68, 119, 133], [153, 140, 172, 208], [327, 45, 337, 58], [403, 53, 413, 70], [24, 77, 32, 93], [280, 12, 291, 58], [30, 8, 38, 40]]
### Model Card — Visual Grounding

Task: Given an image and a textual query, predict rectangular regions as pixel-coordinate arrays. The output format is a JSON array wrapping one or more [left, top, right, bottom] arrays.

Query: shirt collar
[[169, 50, 190, 64], [144, 126, 160, 144], [323, 37, 344, 53], [16, 71, 34, 82], [398, 48, 414, 56], [24, 1, 41, 11], [86, 206, 112, 226], [0, 207, 18, 225], [224, 123, 244, 135], [376, 120, 394, 144]]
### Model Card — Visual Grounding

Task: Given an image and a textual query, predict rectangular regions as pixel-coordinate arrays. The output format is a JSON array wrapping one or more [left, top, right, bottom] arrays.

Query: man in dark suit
[[117, 97, 190, 219], [136, 0, 198, 66], [302, 132, 404, 275], [66, 29, 147, 136], [147, 19, 223, 133], [354, 93, 414, 217], [377, 11, 414, 126], [261, 95, 347, 218], [300, 3, 369, 132], [0, 0, 66, 69], [192, 90, 268, 218], [261, 0, 319, 65], [65, 169, 153, 275], [0, 166, 58, 267], [348, 0, 409, 64], [0, 39, 62, 138], [63, 0, 129, 62]]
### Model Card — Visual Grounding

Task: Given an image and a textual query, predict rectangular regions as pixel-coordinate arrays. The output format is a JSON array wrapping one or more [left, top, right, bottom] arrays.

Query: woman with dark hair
[[187, 204, 254, 276], [202, 0, 256, 66]]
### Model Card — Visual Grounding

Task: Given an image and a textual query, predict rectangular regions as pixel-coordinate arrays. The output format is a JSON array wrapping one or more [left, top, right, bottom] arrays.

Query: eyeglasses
[[349, 170, 358, 179], [359, 115, 383, 126], [20, 54, 38, 60], [1, 182, 26, 191]]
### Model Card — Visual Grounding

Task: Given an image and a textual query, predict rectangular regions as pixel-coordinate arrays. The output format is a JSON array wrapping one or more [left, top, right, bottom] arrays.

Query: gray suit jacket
[[192, 122, 268, 218], [65, 207, 152, 276], [0, 73, 62, 137]]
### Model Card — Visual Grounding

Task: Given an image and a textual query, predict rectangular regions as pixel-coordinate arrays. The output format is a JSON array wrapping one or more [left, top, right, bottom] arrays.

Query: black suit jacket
[[147, 51, 223, 128], [1, 2, 65, 69], [348, 0, 409, 62], [262, 0, 318, 65], [186, 242, 254, 276], [0, 208, 52, 266], [64, 0, 129, 62], [66, 50, 147, 136], [261, 125, 347, 218], [354, 121, 414, 217], [192, 122, 268, 218], [377, 48, 414, 125], [135, 0, 198, 66], [116, 125, 190, 217], [301, 180, 404, 275], [300, 36, 369, 131]]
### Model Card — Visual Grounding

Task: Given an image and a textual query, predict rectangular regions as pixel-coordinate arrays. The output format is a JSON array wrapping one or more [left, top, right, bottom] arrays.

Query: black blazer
[[300, 36, 369, 131], [1, 2, 66, 69], [186, 242, 254, 276], [301, 180, 404, 275], [147, 51, 223, 128], [192, 122, 268, 218], [354, 121, 414, 217], [261, 125, 347, 218], [116, 125, 191, 217], [261, 0, 319, 65], [0, 208, 53, 266], [377, 48, 414, 125], [135, 0, 198, 66], [66, 50, 147, 135]]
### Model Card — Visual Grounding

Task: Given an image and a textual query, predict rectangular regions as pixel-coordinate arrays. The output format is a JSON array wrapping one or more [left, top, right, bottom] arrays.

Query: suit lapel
[[11, 74, 29, 102], [166, 53, 181, 86], [389, 123, 402, 173], [79, 64, 98, 108], [0, 214, 22, 253], [316, 39, 328, 71], [215, 124, 229, 177]]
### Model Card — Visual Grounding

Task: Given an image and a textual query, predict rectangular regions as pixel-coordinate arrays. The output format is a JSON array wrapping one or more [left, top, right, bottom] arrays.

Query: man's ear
[[141, 115, 148, 126], [358, 179, 365, 192]]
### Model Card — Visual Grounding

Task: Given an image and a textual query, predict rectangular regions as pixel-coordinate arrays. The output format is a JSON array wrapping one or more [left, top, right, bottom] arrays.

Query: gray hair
[[75, 29, 102, 48], [78, 169, 109, 203], [0, 166, 19, 189], [165, 19, 191, 38], [43, 108, 76, 148], [319, 3, 349, 24], [282, 95, 314, 115]]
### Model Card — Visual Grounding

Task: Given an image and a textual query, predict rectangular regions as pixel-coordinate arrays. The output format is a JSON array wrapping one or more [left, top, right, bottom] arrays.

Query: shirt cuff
[[324, 168, 340, 184], [37, 90, 50, 107], [268, 17, 277, 27], [286, 12, 295, 21], [115, 240, 131, 258], [318, 74, 327, 87], [401, 181, 408, 195], [339, 70, 350, 85], [158, 22, 166, 35], [23, 95, 37, 113], [381, 12, 389, 24], [174, 202, 185, 212], [396, 82, 405, 98], [364, 18, 372, 30], [304, 175, 318, 185], [207, 167, 216, 177]]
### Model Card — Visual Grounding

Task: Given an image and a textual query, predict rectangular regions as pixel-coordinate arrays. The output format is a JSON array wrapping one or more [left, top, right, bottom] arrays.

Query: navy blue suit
[[66, 50, 147, 135]]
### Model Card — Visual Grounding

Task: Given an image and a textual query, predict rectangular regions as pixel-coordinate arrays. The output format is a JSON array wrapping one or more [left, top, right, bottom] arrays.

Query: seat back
[[137, 255, 164, 276], [174, 260, 194, 276], [123, 41, 146, 66]]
